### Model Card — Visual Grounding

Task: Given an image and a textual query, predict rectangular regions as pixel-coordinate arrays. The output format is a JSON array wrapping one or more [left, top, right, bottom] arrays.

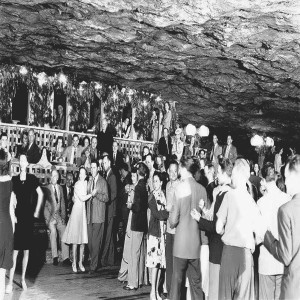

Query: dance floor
[[4, 264, 150, 300]]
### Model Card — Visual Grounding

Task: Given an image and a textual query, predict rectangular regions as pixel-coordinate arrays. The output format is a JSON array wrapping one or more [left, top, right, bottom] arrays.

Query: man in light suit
[[101, 154, 118, 267], [223, 135, 237, 164], [210, 135, 222, 165], [264, 154, 300, 300], [62, 134, 83, 166], [44, 169, 70, 266], [169, 156, 208, 300], [87, 160, 109, 274]]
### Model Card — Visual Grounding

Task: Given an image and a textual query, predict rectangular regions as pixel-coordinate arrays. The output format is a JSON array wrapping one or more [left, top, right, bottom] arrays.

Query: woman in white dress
[[62, 167, 94, 273]]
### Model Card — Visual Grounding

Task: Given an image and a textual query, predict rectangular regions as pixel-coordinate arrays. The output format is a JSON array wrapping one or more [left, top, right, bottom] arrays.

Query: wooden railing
[[0, 122, 156, 157]]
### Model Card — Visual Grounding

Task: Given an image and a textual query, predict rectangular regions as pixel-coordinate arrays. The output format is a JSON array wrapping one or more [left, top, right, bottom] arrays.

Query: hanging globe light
[[265, 137, 274, 147], [186, 124, 197, 136], [198, 125, 209, 137], [250, 134, 264, 147]]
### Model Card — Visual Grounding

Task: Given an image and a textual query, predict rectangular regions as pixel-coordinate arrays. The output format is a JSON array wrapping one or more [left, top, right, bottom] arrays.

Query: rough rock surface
[[1, 0, 300, 142]]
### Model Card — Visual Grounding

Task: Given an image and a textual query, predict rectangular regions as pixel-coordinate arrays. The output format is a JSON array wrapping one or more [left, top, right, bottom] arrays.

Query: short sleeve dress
[[12, 173, 39, 250], [0, 179, 13, 269]]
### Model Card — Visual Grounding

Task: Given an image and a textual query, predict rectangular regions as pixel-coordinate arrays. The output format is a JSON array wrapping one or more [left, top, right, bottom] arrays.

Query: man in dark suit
[[87, 160, 109, 273], [62, 172, 74, 223], [26, 129, 40, 164], [264, 154, 300, 300], [81, 136, 99, 167], [223, 135, 237, 164], [158, 128, 172, 165], [97, 118, 114, 156], [210, 135, 223, 165], [169, 156, 207, 300], [44, 169, 70, 265], [111, 141, 124, 172], [101, 154, 118, 267]]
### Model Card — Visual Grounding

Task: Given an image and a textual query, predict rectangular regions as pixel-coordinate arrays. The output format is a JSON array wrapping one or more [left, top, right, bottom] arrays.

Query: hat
[[175, 128, 182, 135]]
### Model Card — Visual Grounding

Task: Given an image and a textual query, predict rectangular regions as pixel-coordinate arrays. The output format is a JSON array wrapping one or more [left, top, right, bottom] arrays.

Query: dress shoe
[[72, 263, 77, 273], [53, 257, 58, 266], [123, 285, 137, 291], [62, 258, 72, 266], [79, 262, 85, 272]]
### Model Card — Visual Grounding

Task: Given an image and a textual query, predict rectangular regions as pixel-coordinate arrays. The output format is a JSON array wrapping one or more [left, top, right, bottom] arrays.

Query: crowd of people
[[0, 117, 300, 300]]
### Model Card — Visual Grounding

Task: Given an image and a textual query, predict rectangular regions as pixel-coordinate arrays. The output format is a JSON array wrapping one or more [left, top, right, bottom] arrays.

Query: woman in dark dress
[[0, 149, 15, 300], [6, 154, 43, 293]]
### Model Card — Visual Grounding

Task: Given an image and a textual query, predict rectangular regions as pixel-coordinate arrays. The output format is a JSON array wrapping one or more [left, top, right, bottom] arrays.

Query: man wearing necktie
[[223, 135, 237, 164], [172, 128, 184, 161], [44, 169, 70, 266], [62, 134, 83, 166], [111, 141, 124, 173], [87, 160, 109, 273], [210, 135, 223, 169]]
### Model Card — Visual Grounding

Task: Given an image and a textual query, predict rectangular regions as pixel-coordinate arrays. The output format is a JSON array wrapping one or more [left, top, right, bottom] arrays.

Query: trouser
[[101, 217, 115, 266], [87, 222, 104, 271], [259, 274, 282, 300], [128, 231, 144, 288], [219, 245, 254, 300], [48, 219, 69, 260], [209, 262, 220, 300], [166, 233, 174, 294], [170, 256, 203, 300]]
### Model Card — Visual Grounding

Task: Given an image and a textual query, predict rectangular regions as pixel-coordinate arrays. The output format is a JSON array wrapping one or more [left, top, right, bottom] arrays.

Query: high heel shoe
[[72, 263, 77, 273], [79, 262, 85, 272], [5, 284, 13, 294], [21, 279, 27, 290]]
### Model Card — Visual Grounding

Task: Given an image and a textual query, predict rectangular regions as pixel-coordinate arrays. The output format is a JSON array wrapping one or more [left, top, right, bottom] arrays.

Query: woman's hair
[[164, 101, 170, 110], [82, 136, 90, 146], [153, 171, 164, 182], [232, 158, 250, 181], [180, 156, 198, 174], [77, 166, 88, 181], [21, 131, 28, 143], [55, 136, 65, 147], [40, 146, 51, 161], [261, 162, 276, 182], [0, 148, 9, 176], [219, 158, 233, 177], [137, 162, 149, 179], [276, 174, 286, 192]]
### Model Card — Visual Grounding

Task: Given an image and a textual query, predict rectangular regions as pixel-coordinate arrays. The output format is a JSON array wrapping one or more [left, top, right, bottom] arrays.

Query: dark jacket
[[148, 192, 169, 238], [111, 150, 124, 171], [118, 172, 132, 222], [62, 185, 74, 222], [27, 142, 40, 164], [131, 179, 148, 233], [97, 129, 114, 156], [106, 168, 118, 219], [158, 136, 172, 158]]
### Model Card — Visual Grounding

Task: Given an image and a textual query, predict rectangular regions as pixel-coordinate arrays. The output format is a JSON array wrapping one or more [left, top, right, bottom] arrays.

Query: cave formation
[[1, 0, 300, 149]]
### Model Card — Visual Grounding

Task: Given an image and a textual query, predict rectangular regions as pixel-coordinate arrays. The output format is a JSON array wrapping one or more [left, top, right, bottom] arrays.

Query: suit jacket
[[118, 172, 132, 221], [222, 144, 237, 163], [27, 142, 40, 164], [111, 150, 124, 171], [44, 184, 66, 225], [131, 178, 148, 233], [158, 136, 172, 158], [106, 169, 118, 219], [97, 129, 114, 156], [62, 145, 83, 165], [62, 185, 74, 221], [169, 176, 207, 259], [210, 143, 223, 163], [87, 174, 108, 224], [264, 193, 300, 300], [81, 146, 99, 165]]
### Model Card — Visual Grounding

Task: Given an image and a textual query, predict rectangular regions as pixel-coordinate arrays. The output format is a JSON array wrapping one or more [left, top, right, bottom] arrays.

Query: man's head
[[168, 160, 179, 182], [284, 154, 300, 196], [261, 162, 276, 183], [145, 153, 154, 171], [51, 169, 59, 185], [102, 155, 111, 171], [112, 141, 118, 154], [91, 136, 97, 150], [199, 149, 206, 159], [213, 135, 218, 145], [58, 105, 63, 115], [163, 128, 169, 138], [28, 129, 35, 144], [204, 163, 215, 181], [119, 162, 129, 179], [0, 133, 8, 150], [231, 158, 250, 187], [66, 172, 74, 187], [143, 146, 150, 157], [217, 158, 233, 185], [227, 135, 233, 146], [19, 154, 28, 171], [72, 134, 79, 148], [179, 156, 197, 178], [90, 160, 99, 178], [137, 162, 149, 180]]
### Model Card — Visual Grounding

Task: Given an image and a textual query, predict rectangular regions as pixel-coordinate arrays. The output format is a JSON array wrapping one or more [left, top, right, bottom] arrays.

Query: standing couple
[[62, 160, 109, 273]]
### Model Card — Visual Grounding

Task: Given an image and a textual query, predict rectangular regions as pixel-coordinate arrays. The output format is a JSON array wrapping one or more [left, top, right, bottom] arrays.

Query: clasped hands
[[190, 199, 209, 222]]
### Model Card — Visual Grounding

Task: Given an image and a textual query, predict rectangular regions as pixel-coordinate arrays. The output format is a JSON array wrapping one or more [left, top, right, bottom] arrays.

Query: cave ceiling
[[1, 0, 300, 142]]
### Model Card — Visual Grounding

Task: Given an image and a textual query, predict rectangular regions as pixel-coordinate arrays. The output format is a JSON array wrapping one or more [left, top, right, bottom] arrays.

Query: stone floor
[[4, 264, 151, 300]]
